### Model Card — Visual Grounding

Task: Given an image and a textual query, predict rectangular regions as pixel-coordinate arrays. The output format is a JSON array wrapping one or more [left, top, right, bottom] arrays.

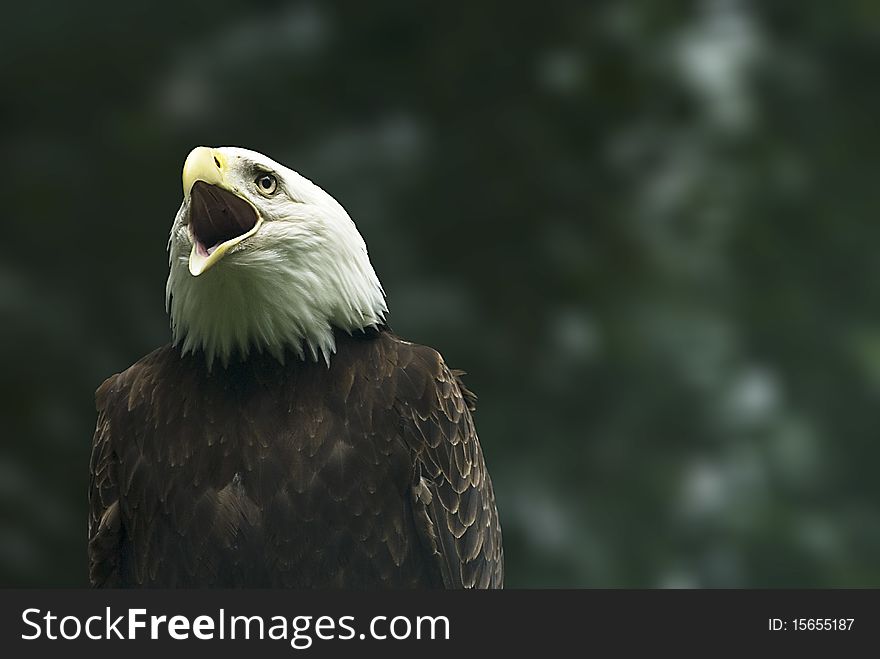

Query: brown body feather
[[88, 328, 503, 588]]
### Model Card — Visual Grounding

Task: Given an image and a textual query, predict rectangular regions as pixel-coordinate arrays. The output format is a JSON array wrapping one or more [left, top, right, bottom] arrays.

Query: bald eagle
[[88, 147, 503, 588]]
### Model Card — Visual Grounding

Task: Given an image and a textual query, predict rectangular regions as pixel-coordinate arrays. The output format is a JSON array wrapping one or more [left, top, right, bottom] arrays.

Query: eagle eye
[[255, 173, 278, 196]]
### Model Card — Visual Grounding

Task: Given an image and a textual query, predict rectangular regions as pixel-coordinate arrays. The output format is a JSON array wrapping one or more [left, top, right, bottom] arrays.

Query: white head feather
[[166, 146, 387, 368]]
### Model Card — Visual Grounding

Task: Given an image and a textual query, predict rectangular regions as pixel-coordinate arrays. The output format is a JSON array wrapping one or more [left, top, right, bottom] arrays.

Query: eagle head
[[166, 146, 387, 367]]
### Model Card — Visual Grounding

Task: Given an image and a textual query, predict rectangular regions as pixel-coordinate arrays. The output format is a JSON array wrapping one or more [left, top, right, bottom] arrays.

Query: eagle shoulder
[[382, 334, 504, 589], [89, 345, 179, 586]]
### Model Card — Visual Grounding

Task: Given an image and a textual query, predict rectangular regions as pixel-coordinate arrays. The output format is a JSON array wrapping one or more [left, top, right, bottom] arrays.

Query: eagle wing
[[88, 378, 123, 587], [395, 343, 504, 588]]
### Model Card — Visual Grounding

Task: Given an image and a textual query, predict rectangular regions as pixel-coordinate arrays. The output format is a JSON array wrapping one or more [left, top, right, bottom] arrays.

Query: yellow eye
[[256, 173, 277, 195]]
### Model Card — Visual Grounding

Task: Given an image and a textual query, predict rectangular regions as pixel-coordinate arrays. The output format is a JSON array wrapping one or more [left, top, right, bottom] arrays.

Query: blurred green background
[[2, 0, 880, 587]]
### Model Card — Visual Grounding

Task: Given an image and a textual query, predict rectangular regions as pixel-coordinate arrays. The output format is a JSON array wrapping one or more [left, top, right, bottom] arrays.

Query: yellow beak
[[182, 146, 262, 277], [182, 146, 226, 196]]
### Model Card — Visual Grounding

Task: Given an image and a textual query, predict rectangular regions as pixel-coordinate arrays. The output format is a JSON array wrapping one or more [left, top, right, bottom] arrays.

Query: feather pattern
[[88, 328, 503, 588]]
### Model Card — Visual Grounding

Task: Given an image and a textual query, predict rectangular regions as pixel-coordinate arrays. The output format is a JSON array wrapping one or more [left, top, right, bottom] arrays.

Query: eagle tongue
[[189, 181, 258, 250]]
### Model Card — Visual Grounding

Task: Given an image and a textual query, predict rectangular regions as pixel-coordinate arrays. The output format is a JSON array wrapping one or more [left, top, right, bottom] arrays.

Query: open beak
[[182, 147, 262, 276]]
